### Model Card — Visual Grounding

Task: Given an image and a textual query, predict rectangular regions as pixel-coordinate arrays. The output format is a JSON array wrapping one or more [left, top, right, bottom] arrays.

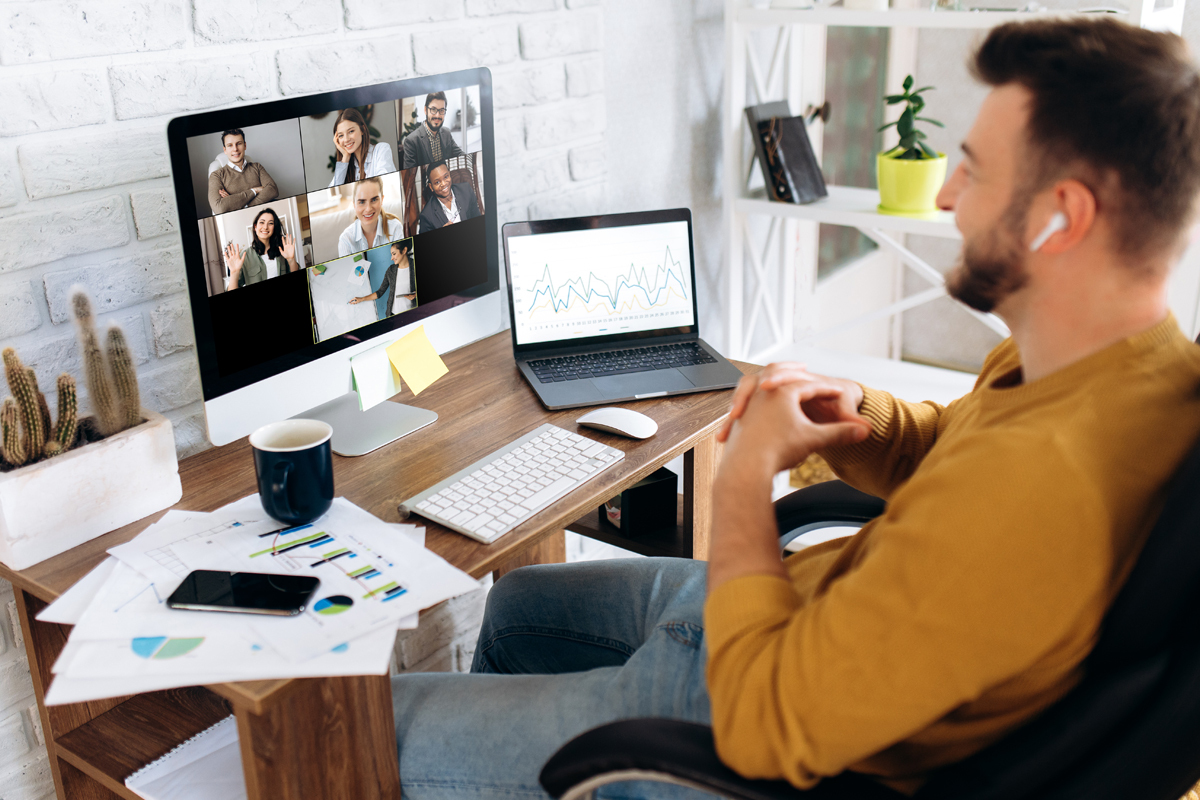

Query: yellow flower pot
[[876, 151, 948, 217]]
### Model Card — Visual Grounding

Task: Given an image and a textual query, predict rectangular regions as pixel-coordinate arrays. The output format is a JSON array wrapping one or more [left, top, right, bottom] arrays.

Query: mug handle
[[272, 462, 294, 519]]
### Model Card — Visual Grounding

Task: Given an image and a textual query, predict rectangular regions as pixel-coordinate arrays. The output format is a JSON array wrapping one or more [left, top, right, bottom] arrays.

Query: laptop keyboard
[[529, 342, 717, 383]]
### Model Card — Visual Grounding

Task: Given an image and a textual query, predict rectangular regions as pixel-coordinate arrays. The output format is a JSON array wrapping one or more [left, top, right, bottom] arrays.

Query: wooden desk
[[0, 332, 752, 800]]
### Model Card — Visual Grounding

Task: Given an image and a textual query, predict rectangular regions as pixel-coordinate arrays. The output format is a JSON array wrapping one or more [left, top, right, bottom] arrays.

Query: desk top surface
[[1, 332, 752, 711]]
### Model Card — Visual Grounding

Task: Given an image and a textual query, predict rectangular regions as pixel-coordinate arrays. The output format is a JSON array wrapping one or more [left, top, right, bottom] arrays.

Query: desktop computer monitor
[[166, 69, 500, 454]]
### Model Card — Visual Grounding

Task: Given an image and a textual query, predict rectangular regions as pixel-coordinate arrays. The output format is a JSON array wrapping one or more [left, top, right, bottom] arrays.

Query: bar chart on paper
[[508, 220, 696, 345]]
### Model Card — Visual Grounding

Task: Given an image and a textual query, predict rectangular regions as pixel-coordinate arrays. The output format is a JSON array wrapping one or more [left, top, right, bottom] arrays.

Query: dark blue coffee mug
[[249, 419, 334, 525]]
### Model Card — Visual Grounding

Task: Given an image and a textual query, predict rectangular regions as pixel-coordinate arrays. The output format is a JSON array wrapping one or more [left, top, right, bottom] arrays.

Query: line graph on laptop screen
[[509, 221, 695, 346]]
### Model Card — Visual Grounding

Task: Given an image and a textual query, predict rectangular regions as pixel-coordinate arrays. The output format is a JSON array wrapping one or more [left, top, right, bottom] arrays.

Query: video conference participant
[[223, 208, 298, 291], [401, 92, 464, 169], [337, 177, 404, 257], [207, 129, 279, 216], [330, 108, 396, 187], [418, 162, 481, 234], [348, 241, 417, 317]]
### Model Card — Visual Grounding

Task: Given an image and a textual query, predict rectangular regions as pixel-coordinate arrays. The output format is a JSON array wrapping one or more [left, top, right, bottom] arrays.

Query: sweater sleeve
[[819, 386, 950, 499], [208, 171, 250, 215], [704, 435, 1108, 788], [248, 165, 277, 206], [820, 339, 1019, 499]]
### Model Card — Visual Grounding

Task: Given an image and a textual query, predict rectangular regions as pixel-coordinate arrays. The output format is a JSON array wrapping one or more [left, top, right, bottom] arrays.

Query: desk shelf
[[568, 496, 692, 559], [55, 688, 232, 799]]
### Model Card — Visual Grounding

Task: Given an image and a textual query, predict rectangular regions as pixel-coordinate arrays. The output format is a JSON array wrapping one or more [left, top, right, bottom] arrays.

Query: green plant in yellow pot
[[877, 76, 947, 217]]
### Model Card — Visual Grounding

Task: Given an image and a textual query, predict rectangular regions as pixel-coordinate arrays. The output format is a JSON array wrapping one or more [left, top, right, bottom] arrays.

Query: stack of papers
[[40, 496, 480, 704]]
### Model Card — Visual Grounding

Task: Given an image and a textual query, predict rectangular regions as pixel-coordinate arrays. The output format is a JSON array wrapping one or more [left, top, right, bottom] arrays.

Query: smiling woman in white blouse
[[329, 107, 396, 187], [337, 176, 403, 257]]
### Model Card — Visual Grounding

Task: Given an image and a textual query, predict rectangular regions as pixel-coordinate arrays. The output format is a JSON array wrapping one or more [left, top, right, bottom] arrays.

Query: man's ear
[[1032, 179, 1096, 255]]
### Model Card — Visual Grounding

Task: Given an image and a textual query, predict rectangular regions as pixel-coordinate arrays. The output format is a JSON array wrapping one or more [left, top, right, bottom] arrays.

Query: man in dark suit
[[418, 162, 481, 234], [402, 92, 465, 169]]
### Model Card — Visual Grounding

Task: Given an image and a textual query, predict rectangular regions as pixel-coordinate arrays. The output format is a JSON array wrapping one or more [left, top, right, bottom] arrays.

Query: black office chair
[[540, 428, 1200, 800]]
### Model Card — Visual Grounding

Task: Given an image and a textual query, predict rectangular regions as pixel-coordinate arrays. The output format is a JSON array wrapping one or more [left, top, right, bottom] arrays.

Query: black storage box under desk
[[602, 467, 677, 536]]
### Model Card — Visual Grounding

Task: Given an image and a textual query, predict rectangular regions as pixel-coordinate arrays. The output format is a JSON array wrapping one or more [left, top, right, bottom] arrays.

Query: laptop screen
[[507, 219, 696, 347]]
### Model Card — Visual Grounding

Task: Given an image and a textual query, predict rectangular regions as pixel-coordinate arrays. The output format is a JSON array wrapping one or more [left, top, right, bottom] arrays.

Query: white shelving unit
[[722, 0, 1187, 368]]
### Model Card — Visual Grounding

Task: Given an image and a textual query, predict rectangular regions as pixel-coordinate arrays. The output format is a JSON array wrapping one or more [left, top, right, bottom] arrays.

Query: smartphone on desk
[[167, 570, 320, 616]]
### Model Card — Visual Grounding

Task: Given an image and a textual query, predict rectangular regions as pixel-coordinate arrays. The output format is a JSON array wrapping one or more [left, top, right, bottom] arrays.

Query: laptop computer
[[502, 208, 744, 410]]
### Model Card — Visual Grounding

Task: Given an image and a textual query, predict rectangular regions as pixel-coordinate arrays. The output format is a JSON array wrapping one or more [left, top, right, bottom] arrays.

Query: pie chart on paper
[[131, 637, 205, 659], [314, 595, 354, 616]]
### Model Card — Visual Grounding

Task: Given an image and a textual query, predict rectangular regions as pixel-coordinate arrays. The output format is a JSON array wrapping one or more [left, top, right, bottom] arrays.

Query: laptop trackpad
[[592, 370, 694, 398]]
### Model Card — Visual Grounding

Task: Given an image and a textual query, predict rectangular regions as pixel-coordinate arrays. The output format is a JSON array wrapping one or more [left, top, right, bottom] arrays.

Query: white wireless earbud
[[1029, 212, 1068, 252]]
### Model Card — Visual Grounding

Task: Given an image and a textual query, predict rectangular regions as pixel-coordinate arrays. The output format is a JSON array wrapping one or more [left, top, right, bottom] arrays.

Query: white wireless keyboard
[[402, 423, 624, 544]]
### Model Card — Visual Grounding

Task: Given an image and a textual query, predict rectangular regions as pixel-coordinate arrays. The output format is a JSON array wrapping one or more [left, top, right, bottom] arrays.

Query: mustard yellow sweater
[[705, 315, 1200, 792]]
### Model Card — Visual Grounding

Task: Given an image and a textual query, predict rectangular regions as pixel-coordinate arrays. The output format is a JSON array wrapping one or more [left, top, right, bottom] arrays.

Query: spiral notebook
[[125, 716, 247, 800]]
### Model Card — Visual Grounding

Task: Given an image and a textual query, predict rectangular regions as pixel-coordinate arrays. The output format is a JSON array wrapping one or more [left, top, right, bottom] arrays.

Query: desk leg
[[684, 434, 718, 560], [235, 674, 400, 800], [494, 529, 566, 581], [14, 591, 128, 800]]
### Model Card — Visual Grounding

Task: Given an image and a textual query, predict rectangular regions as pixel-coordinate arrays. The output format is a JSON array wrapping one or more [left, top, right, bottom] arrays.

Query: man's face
[[426, 100, 448, 131], [223, 134, 246, 165], [937, 85, 1034, 313], [429, 166, 452, 200]]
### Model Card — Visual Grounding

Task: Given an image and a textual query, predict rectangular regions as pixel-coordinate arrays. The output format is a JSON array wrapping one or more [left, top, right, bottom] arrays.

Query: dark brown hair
[[250, 208, 284, 261], [425, 91, 447, 109], [973, 18, 1200, 259]]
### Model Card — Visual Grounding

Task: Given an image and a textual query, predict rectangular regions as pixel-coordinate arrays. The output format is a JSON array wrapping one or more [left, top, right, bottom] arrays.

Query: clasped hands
[[716, 363, 872, 479]]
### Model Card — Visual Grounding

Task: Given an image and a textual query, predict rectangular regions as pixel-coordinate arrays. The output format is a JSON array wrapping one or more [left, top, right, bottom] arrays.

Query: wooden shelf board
[[735, 187, 961, 239], [568, 496, 691, 559], [55, 687, 232, 797], [737, 6, 1123, 29]]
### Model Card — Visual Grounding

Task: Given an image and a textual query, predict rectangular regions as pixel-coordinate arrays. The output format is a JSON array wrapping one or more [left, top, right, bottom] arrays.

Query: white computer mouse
[[576, 407, 658, 439]]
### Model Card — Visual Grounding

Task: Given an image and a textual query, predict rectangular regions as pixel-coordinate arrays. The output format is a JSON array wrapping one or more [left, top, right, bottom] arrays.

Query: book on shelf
[[745, 101, 828, 205], [125, 716, 247, 800]]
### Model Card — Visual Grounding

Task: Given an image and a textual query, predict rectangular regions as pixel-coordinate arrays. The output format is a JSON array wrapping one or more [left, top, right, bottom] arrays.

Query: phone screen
[[167, 570, 320, 616]]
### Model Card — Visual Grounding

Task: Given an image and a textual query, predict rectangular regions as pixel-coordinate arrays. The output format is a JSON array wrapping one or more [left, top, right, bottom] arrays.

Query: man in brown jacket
[[206, 129, 278, 216]]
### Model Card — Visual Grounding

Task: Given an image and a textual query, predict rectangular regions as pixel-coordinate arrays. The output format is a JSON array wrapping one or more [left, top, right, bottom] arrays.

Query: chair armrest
[[540, 719, 906, 800], [775, 481, 885, 549]]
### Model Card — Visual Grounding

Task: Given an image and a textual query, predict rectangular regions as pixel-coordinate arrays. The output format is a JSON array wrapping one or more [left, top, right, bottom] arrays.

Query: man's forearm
[[707, 458, 787, 594]]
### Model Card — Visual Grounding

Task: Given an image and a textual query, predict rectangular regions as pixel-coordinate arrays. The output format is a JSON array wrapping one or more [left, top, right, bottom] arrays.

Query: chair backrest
[[917, 421, 1200, 800], [207, 152, 230, 176]]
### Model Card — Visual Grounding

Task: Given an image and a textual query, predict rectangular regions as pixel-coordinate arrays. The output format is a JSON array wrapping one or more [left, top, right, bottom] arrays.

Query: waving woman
[[224, 208, 298, 291], [329, 108, 396, 187], [337, 177, 403, 257]]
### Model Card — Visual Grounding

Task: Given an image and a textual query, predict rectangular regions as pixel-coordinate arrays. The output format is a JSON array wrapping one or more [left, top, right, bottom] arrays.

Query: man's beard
[[946, 203, 1030, 313], [427, 117, 443, 132]]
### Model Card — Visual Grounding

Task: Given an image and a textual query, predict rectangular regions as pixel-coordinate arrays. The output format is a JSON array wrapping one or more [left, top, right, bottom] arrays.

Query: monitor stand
[[296, 392, 438, 457]]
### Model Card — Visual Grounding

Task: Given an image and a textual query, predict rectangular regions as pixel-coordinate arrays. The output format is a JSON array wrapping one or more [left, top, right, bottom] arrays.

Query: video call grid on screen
[[166, 71, 498, 398], [507, 220, 698, 348]]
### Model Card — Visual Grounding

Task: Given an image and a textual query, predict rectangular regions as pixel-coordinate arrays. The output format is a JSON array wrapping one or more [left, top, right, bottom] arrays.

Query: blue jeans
[[392, 558, 714, 799]]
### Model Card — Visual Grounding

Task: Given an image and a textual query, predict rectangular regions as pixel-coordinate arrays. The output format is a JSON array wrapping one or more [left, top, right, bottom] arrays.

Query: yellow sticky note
[[350, 344, 402, 411], [386, 326, 448, 396]]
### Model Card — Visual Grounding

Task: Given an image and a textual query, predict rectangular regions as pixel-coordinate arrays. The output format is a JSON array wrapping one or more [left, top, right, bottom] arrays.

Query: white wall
[[0, 1, 623, 796]]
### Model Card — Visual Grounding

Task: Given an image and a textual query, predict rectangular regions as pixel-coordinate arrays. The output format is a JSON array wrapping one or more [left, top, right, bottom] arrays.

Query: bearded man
[[387, 19, 1200, 799], [401, 91, 465, 169]]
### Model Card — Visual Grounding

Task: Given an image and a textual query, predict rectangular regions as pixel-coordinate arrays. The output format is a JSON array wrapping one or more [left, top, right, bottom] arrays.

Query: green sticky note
[[350, 344, 402, 411]]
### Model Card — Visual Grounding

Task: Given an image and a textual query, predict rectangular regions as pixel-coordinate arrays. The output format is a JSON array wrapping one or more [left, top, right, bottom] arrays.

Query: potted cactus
[[876, 76, 948, 216], [0, 290, 182, 570]]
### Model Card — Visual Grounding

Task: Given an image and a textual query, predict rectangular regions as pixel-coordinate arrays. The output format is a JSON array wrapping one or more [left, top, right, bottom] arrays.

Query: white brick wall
[[0, 3, 610, 795], [0, 582, 53, 800]]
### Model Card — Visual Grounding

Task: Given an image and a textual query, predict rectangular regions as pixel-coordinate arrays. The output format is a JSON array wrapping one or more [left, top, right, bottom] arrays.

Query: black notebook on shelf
[[745, 101, 827, 205]]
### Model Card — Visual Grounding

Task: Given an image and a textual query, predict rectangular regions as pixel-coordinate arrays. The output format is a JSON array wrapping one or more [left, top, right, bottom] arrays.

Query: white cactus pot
[[0, 409, 183, 570]]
